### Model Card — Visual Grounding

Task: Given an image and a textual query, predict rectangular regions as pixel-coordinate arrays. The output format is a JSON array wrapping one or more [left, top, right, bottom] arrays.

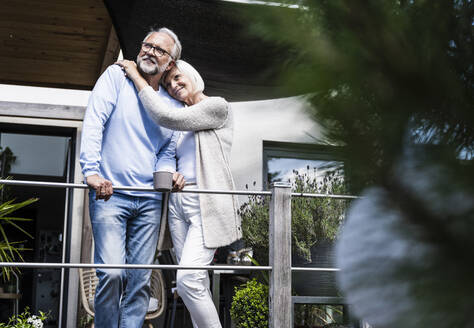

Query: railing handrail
[[0, 261, 339, 272], [0, 179, 358, 199], [0, 262, 272, 271]]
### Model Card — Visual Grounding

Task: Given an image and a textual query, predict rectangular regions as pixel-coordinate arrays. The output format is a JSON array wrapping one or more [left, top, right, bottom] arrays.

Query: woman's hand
[[115, 59, 141, 81], [115, 59, 149, 91], [172, 172, 186, 192]]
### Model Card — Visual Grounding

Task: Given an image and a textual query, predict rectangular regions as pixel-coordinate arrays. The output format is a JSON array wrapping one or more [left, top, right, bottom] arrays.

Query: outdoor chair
[[79, 268, 167, 328]]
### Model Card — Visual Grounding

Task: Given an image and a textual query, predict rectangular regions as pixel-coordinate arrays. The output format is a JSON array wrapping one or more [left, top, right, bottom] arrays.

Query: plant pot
[[292, 240, 340, 297]]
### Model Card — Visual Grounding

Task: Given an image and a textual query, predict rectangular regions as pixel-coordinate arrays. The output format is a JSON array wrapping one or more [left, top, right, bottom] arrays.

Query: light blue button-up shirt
[[80, 65, 182, 199]]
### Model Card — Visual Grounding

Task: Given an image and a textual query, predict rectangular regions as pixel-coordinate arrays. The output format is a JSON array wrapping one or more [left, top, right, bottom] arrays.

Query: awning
[[104, 0, 291, 101]]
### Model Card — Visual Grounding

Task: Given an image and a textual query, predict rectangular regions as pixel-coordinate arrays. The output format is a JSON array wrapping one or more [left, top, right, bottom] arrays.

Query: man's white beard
[[137, 55, 170, 75]]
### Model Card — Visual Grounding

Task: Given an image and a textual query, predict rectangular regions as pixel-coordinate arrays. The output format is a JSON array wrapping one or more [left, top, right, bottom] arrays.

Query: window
[[0, 123, 76, 325], [0, 133, 70, 177], [263, 141, 344, 189]]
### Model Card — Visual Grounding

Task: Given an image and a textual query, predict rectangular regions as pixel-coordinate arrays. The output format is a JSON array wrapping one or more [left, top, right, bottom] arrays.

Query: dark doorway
[[0, 123, 76, 327]]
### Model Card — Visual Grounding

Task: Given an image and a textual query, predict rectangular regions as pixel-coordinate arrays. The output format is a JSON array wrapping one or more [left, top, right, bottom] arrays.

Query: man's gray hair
[[143, 27, 182, 60]]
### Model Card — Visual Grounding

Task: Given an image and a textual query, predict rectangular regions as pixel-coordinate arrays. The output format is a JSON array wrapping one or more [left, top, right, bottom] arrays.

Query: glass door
[[0, 123, 75, 327]]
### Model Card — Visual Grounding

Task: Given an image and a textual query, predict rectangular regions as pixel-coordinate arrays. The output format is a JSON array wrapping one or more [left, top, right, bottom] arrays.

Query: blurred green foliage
[[240, 1, 473, 326], [240, 0, 474, 264], [243, 0, 473, 190]]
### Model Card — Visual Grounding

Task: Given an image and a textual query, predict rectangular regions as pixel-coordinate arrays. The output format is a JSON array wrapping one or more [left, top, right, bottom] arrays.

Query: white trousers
[[168, 190, 222, 328]]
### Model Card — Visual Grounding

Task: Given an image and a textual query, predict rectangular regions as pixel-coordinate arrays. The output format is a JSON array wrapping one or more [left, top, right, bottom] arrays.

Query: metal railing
[[0, 179, 358, 199], [0, 178, 357, 327]]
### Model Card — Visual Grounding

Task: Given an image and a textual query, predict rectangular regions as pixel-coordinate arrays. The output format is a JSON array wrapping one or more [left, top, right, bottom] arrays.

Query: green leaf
[[4, 221, 33, 239], [0, 182, 38, 281]]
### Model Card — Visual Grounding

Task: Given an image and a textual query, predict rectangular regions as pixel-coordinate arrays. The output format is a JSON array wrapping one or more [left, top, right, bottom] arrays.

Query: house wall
[[0, 85, 321, 326], [0, 84, 323, 192], [231, 96, 322, 191]]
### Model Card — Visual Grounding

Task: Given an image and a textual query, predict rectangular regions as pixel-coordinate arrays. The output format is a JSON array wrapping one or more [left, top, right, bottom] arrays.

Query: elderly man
[[80, 27, 184, 328]]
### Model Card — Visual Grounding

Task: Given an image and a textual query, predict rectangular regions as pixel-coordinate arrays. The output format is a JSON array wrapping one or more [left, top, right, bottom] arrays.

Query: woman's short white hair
[[173, 60, 205, 93]]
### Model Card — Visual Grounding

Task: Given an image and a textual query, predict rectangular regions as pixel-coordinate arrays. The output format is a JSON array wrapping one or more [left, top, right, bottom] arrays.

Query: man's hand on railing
[[86, 174, 113, 201], [172, 172, 185, 192]]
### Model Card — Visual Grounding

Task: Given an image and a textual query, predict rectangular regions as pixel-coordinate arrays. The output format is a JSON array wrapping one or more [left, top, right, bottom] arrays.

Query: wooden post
[[269, 182, 292, 327]]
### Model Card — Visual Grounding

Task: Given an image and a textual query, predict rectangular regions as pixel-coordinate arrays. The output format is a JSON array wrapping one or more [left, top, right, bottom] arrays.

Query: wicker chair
[[79, 268, 167, 328]]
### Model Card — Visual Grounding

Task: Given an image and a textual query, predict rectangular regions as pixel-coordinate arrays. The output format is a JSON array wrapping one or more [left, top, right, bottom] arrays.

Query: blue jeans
[[89, 191, 162, 328]]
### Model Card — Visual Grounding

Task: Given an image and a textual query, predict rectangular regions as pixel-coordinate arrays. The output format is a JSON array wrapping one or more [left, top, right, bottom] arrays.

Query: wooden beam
[[80, 192, 93, 264], [269, 182, 292, 328], [0, 0, 113, 89], [0, 101, 85, 121], [99, 25, 120, 75], [0, 57, 99, 86], [2, 0, 111, 25]]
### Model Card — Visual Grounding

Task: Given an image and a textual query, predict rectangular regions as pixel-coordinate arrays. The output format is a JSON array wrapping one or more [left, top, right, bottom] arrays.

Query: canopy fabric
[[104, 0, 290, 101]]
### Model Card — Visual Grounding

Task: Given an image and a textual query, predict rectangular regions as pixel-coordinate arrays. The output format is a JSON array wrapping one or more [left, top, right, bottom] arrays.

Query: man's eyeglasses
[[141, 42, 173, 58]]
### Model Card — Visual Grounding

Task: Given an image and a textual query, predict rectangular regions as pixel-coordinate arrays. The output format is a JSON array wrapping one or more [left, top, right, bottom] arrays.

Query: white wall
[[231, 96, 323, 191], [0, 84, 91, 106], [1, 83, 323, 192]]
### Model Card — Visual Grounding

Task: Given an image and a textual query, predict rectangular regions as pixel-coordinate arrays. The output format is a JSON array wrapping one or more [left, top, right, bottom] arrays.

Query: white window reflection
[[0, 133, 69, 176], [263, 141, 344, 189], [267, 157, 343, 186]]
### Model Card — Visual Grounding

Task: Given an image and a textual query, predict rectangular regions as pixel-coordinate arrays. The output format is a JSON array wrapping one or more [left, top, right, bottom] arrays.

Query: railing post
[[269, 182, 292, 327]]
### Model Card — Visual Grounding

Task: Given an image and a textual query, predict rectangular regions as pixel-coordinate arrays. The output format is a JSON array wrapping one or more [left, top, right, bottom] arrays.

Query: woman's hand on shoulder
[[115, 60, 141, 81]]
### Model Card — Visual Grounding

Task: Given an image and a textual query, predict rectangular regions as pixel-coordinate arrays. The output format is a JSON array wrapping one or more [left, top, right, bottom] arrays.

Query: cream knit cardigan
[[139, 86, 242, 249]]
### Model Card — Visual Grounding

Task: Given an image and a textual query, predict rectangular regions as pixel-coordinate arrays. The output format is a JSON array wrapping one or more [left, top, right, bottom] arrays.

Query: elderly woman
[[116, 59, 241, 328]]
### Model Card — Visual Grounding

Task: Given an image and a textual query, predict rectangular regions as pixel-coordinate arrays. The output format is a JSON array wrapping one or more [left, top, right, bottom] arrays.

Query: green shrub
[[0, 147, 38, 281], [239, 168, 348, 264], [230, 279, 269, 328], [0, 183, 38, 281]]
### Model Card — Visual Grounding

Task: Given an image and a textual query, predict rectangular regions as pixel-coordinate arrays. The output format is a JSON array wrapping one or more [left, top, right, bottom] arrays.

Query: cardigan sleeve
[[138, 86, 228, 131]]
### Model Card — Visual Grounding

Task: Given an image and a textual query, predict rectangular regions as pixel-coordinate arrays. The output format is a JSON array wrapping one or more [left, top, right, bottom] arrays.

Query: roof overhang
[[0, 0, 291, 101], [104, 0, 291, 101], [0, 0, 118, 90]]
